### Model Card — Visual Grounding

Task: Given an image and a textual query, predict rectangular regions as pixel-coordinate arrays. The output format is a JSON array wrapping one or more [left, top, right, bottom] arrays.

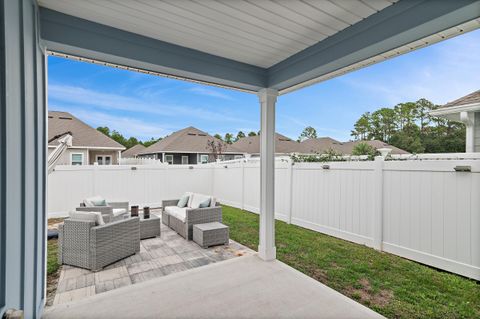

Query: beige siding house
[[430, 90, 480, 152], [48, 111, 125, 165], [138, 126, 244, 164]]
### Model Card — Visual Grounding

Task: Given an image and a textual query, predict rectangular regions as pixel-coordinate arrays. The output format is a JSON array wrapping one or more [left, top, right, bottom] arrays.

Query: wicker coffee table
[[193, 222, 229, 248], [139, 214, 160, 239]]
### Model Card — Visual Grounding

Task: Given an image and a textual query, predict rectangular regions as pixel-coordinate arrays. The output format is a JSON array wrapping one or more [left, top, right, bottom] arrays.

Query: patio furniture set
[[58, 193, 229, 271]]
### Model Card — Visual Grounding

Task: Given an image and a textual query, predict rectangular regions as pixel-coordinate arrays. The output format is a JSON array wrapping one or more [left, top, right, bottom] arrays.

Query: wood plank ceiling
[[38, 0, 398, 68]]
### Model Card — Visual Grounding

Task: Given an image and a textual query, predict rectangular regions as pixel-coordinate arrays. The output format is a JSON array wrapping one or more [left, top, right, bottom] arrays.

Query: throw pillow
[[199, 198, 211, 208], [94, 199, 107, 206], [177, 193, 190, 208], [84, 196, 106, 207]]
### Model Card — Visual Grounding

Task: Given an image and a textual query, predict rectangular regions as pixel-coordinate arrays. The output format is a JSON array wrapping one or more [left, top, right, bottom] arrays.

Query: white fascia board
[[429, 103, 480, 122]]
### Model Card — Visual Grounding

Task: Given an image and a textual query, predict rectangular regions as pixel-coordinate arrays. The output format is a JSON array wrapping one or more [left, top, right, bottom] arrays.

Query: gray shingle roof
[[441, 90, 480, 108], [232, 133, 303, 154], [48, 111, 125, 149], [139, 126, 243, 154], [122, 144, 147, 158], [339, 140, 409, 155], [298, 137, 342, 154]]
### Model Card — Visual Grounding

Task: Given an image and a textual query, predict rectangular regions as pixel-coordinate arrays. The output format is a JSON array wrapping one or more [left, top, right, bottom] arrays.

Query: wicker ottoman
[[193, 222, 229, 248], [140, 214, 161, 239]]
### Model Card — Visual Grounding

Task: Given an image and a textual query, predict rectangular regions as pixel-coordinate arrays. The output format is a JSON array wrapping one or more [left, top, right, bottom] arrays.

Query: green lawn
[[222, 205, 480, 319], [47, 239, 60, 276]]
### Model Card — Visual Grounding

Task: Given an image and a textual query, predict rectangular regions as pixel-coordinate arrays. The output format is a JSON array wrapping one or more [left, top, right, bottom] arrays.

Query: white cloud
[[48, 83, 250, 124], [340, 31, 480, 106], [50, 106, 174, 140], [188, 87, 233, 100]]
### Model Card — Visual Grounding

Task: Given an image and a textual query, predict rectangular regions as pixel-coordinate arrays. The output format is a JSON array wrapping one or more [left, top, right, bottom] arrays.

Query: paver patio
[[52, 215, 254, 306]]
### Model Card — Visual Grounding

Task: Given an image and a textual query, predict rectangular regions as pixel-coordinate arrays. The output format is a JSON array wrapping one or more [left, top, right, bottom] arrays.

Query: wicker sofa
[[162, 194, 222, 240], [76, 199, 129, 223], [58, 217, 140, 271]]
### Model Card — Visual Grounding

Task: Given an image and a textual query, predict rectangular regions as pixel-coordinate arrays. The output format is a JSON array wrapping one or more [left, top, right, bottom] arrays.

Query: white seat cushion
[[112, 208, 127, 217], [69, 211, 105, 226], [190, 193, 212, 209], [165, 206, 187, 222]]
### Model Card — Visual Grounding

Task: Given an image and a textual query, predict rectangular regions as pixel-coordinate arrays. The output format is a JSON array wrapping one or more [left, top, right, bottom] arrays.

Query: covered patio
[[1, 0, 480, 318]]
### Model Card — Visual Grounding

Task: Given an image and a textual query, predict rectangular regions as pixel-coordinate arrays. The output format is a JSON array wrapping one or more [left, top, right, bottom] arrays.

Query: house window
[[71, 153, 84, 165], [165, 155, 173, 164], [181, 156, 189, 165], [96, 155, 112, 165], [200, 155, 209, 164]]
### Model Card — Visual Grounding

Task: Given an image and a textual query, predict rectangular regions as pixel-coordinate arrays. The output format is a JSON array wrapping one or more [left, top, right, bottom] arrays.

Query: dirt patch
[[46, 267, 61, 306], [310, 268, 329, 283], [48, 217, 65, 230], [346, 278, 393, 308]]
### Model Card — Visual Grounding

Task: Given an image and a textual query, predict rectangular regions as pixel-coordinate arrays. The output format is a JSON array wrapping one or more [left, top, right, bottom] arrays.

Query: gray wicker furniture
[[140, 214, 161, 239], [193, 222, 229, 248], [161, 199, 222, 240], [58, 217, 140, 271], [76, 201, 129, 223]]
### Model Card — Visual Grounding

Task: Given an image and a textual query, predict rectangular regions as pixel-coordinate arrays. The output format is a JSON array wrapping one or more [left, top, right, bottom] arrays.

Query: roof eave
[[429, 102, 480, 121]]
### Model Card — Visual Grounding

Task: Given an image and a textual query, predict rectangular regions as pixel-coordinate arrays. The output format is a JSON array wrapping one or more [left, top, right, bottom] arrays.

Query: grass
[[46, 218, 64, 305], [47, 239, 60, 276], [222, 205, 480, 319]]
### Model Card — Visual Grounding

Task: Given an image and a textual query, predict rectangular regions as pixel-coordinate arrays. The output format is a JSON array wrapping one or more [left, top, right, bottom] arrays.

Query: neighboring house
[[138, 126, 244, 164], [337, 140, 409, 155], [48, 111, 125, 165], [233, 133, 408, 156], [232, 133, 303, 156], [122, 144, 147, 158], [430, 90, 480, 152], [298, 137, 344, 154]]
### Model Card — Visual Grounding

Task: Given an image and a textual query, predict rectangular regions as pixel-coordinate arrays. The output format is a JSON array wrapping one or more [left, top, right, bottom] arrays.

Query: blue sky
[[48, 29, 480, 142]]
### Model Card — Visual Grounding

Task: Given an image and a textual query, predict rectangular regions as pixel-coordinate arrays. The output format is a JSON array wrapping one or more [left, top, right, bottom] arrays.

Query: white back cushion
[[185, 192, 194, 208], [69, 211, 105, 225], [190, 193, 212, 209], [210, 197, 217, 207]]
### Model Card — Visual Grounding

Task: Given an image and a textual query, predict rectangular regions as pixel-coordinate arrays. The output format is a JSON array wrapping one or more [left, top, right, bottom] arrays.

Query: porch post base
[[258, 245, 276, 261]]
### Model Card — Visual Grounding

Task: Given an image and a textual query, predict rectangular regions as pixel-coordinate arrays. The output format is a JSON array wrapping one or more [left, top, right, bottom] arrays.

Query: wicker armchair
[[76, 201, 129, 223], [162, 199, 222, 240], [58, 217, 140, 271]]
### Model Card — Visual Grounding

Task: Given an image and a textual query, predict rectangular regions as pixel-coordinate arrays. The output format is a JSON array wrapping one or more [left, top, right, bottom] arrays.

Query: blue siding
[[0, 0, 46, 318]]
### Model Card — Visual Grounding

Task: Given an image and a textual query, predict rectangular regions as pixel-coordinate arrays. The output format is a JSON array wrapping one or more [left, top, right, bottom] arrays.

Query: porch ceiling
[[38, 0, 480, 93], [38, 0, 398, 68]]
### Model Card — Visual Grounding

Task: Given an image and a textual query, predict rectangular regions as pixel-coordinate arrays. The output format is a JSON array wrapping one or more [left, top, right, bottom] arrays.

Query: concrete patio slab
[[44, 254, 383, 319], [51, 220, 254, 306]]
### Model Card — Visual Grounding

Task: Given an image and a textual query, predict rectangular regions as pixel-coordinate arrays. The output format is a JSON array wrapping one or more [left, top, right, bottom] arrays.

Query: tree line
[[351, 98, 465, 153], [214, 131, 258, 144], [97, 127, 161, 149], [98, 97, 464, 154]]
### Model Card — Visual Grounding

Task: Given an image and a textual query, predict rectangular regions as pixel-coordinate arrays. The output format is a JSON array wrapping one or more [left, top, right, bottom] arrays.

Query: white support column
[[257, 88, 278, 261], [460, 111, 475, 153]]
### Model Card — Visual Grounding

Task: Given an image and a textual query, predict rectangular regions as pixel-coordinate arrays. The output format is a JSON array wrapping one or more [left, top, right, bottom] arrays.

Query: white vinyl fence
[[48, 157, 480, 280]]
